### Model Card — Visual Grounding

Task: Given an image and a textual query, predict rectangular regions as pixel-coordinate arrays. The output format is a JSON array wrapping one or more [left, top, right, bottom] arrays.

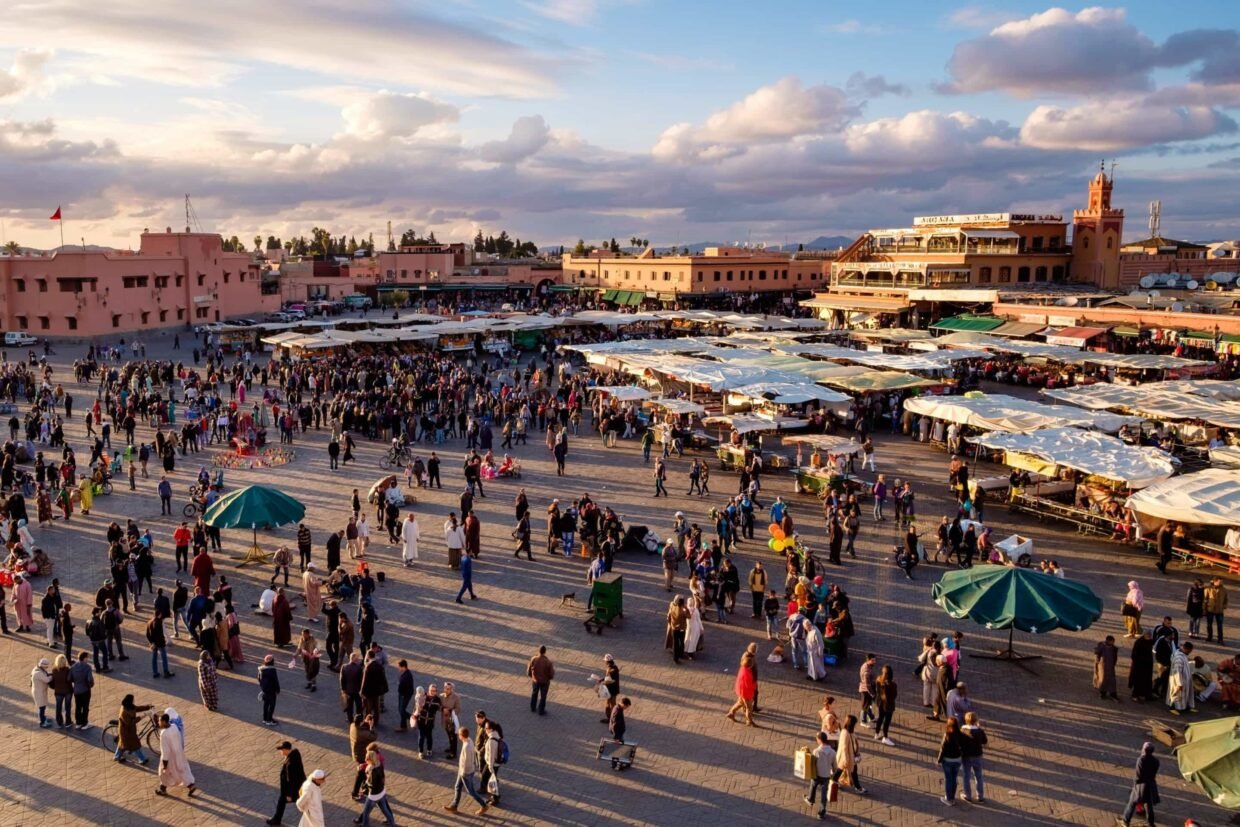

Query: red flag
[[49, 207, 61, 221]]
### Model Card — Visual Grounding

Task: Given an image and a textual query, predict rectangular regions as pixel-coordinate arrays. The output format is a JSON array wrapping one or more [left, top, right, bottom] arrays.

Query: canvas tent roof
[[1125, 469, 1240, 526], [702, 413, 808, 434], [904, 394, 1140, 433], [975, 427, 1177, 488], [589, 386, 652, 401]]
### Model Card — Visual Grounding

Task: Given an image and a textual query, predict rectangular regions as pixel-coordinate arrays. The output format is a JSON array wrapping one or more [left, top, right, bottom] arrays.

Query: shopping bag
[[793, 747, 816, 780], [597, 683, 611, 700], [827, 781, 839, 803]]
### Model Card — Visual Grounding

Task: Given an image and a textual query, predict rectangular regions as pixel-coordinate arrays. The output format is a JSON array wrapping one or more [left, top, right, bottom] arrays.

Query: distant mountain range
[[543, 235, 856, 255]]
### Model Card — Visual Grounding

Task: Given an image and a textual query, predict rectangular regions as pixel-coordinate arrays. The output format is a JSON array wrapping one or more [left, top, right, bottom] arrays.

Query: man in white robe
[[302, 565, 322, 623], [805, 620, 827, 682], [297, 769, 327, 827], [401, 514, 420, 566], [1168, 642, 1197, 714], [156, 712, 197, 797]]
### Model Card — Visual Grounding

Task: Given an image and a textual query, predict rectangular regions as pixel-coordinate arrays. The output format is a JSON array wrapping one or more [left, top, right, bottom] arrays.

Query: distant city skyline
[[2, 1, 1238, 250]]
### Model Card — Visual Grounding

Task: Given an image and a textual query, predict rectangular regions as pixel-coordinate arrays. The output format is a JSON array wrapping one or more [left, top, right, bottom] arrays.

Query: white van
[[3, 332, 37, 347]]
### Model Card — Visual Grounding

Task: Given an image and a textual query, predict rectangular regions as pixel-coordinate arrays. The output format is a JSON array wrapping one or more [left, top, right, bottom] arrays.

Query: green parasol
[[930, 567, 1104, 663], [203, 485, 306, 566], [1178, 716, 1240, 809]]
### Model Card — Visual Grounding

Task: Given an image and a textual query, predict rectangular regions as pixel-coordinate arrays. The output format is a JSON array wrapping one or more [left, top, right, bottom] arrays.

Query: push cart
[[584, 572, 623, 634], [597, 738, 637, 771]]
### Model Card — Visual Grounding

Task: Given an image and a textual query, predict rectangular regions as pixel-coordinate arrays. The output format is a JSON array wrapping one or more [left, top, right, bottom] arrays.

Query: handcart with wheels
[[597, 738, 637, 771]]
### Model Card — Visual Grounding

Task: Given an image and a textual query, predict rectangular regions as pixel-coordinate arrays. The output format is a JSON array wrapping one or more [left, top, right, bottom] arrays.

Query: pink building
[[0, 229, 280, 338]]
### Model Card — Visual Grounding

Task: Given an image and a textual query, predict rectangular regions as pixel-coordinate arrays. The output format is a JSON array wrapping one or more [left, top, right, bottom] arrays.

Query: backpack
[[498, 738, 509, 765]]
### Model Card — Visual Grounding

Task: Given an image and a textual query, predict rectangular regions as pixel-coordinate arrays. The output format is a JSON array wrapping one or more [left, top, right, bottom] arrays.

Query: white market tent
[[703, 413, 808, 434], [1057, 353, 1209, 370], [781, 434, 865, 455], [904, 394, 1141, 433], [590, 386, 652, 402], [646, 398, 707, 415], [729, 382, 853, 415], [1125, 469, 1240, 526], [975, 427, 1178, 488], [1210, 446, 1240, 469], [1044, 384, 1240, 429]]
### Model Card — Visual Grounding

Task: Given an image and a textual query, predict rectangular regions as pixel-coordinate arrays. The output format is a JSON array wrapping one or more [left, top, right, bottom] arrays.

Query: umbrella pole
[[236, 525, 273, 568], [970, 626, 1044, 668]]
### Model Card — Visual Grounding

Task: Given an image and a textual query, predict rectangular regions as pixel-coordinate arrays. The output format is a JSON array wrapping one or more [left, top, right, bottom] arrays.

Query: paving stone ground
[[0, 331, 1230, 826]]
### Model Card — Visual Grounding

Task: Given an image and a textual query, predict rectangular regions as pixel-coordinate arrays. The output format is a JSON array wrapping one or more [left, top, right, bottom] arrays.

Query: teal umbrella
[[203, 485, 306, 566], [931, 567, 1104, 663]]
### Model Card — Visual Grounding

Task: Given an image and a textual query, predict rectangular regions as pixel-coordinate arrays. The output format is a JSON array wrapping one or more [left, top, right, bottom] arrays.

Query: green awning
[[1221, 334, 1240, 345], [1177, 716, 1240, 809], [1182, 330, 1215, 341], [1111, 326, 1140, 337], [930, 315, 1005, 333], [601, 289, 619, 301], [548, 285, 578, 292], [626, 291, 646, 306]]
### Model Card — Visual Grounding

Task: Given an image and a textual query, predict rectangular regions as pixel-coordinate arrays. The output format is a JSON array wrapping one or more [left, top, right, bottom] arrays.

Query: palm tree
[[3, 241, 19, 255]]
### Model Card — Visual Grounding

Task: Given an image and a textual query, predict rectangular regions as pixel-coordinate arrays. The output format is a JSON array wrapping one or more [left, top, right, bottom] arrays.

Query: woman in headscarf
[[1128, 630, 1155, 702], [726, 650, 757, 726], [223, 602, 244, 664], [805, 619, 827, 682], [196, 650, 219, 711], [272, 587, 293, 648], [56, 481, 72, 521], [685, 595, 705, 657], [1123, 580, 1145, 638]]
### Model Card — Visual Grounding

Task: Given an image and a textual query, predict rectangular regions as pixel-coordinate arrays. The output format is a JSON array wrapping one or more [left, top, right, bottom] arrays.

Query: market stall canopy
[[840, 351, 989, 371], [1156, 380, 1240, 401], [820, 370, 942, 393], [931, 567, 1103, 633], [645, 398, 706, 415], [975, 427, 1177, 488], [1057, 352, 1209, 370], [1125, 469, 1240, 526], [729, 382, 852, 411], [781, 435, 865, 455], [1044, 384, 1240, 429], [1211, 446, 1240, 470], [930, 315, 1006, 333], [770, 343, 864, 361], [849, 328, 934, 343], [904, 394, 1140, 433], [1044, 326, 1109, 347], [1176, 716, 1240, 809], [703, 413, 808, 434], [589, 386, 652, 401]]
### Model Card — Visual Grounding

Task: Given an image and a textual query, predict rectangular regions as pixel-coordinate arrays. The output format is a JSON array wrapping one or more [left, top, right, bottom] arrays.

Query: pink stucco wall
[[0, 230, 280, 337]]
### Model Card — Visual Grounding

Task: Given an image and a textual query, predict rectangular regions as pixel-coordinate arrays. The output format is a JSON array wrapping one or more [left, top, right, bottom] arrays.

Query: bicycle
[[102, 711, 162, 758], [379, 446, 411, 471]]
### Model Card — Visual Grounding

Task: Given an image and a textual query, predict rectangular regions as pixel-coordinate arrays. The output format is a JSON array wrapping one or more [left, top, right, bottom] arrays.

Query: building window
[[1082, 236, 1090, 249], [663, 272, 670, 281], [176, 276, 184, 287], [999, 266, 1011, 282], [758, 270, 767, 281], [141, 311, 151, 324], [782, 270, 788, 279], [37, 279, 47, 293], [1032, 236, 1044, 250], [1017, 266, 1031, 283], [979, 266, 992, 283], [1049, 236, 1061, 250], [111, 314, 121, 328], [154, 276, 169, 288], [603, 270, 609, 278], [624, 270, 629, 279], [222, 272, 230, 285], [122, 276, 149, 288], [66, 317, 77, 331], [196, 307, 208, 319], [1035, 266, 1048, 282], [197, 275, 205, 287], [238, 272, 245, 282], [697, 271, 703, 282], [159, 309, 168, 322], [1107, 236, 1113, 249], [713, 271, 720, 282], [14, 279, 24, 293], [176, 309, 185, 321], [400, 270, 408, 279], [726, 271, 733, 281], [37, 316, 49, 330], [15, 316, 26, 329], [1052, 265, 1065, 282]]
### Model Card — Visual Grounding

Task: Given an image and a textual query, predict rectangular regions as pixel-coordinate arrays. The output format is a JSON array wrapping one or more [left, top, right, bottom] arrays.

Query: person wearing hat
[[296, 769, 327, 827], [30, 657, 52, 728], [1120, 742, 1160, 827], [268, 740, 306, 826]]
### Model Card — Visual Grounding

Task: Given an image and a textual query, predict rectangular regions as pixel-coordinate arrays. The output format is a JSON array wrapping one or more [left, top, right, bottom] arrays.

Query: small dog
[[559, 592, 578, 607]]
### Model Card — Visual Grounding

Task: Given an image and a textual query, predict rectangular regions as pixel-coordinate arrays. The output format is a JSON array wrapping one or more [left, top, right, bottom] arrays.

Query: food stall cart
[[704, 414, 805, 471], [781, 435, 865, 496]]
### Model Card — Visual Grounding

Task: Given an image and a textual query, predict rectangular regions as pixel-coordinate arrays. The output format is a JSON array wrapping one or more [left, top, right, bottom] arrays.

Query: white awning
[[963, 230, 1021, 240], [1126, 469, 1240, 525], [589, 386, 651, 401], [975, 427, 1177, 488]]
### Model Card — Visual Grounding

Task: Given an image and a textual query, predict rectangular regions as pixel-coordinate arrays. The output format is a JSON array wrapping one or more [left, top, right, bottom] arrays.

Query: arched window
[[1017, 266, 1031, 282]]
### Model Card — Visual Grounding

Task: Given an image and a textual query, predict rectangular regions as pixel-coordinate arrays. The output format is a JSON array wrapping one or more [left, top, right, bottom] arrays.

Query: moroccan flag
[[49, 207, 61, 220]]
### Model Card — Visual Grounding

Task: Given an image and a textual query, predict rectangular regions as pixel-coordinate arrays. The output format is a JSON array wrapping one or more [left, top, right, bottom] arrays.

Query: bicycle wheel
[[101, 481, 113, 496], [145, 725, 162, 758], [379, 455, 393, 471], [101, 723, 119, 753], [183, 503, 198, 519]]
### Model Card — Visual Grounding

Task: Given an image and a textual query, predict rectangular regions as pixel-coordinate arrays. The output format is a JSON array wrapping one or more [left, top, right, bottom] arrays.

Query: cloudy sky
[[2, 1, 1239, 250]]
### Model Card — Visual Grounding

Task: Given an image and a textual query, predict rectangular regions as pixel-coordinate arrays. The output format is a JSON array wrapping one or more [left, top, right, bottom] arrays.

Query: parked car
[[2, 331, 38, 347], [193, 323, 222, 334]]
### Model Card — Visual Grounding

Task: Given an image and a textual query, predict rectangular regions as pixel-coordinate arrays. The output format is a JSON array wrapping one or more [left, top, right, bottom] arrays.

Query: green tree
[[609, 237, 619, 253], [428, 231, 438, 244], [266, 235, 281, 250], [473, 230, 485, 252], [399, 229, 418, 247], [253, 235, 262, 252], [347, 236, 359, 255], [3, 240, 19, 255], [365, 233, 376, 254], [572, 239, 588, 255]]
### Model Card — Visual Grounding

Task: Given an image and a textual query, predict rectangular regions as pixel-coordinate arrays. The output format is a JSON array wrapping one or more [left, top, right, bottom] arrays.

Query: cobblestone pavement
[[0, 333, 1229, 826]]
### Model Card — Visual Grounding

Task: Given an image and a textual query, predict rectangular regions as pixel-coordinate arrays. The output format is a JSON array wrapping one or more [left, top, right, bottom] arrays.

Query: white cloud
[[479, 115, 551, 164], [341, 91, 459, 142], [1021, 100, 1238, 151], [844, 110, 1015, 162], [822, 20, 879, 34], [845, 72, 910, 99], [0, 0, 564, 97], [522, 0, 601, 25], [941, 6, 1160, 95], [0, 49, 52, 100], [653, 77, 857, 161]]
